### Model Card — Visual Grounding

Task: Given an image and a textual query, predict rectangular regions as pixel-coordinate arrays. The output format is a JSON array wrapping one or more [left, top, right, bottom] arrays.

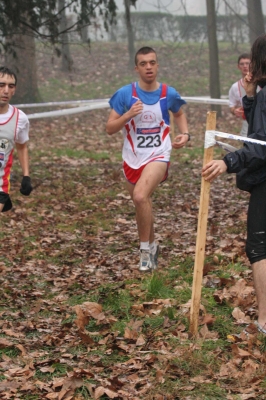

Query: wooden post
[[189, 111, 216, 336], [170, 111, 175, 141]]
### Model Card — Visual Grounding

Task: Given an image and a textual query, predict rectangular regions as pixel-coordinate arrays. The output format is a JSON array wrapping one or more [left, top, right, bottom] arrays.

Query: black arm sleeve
[[223, 89, 266, 173], [242, 95, 256, 123]]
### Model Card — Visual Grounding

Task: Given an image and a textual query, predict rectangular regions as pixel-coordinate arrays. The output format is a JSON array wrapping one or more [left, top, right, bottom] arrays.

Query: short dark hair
[[0, 66, 17, 85], [238, 53, 250, 64], [135, 46, 157, 66], [249, 34, 266, 86]]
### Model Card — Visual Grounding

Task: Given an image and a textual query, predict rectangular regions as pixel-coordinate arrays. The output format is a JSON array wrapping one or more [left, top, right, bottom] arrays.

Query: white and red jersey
[[229, 79, 246, 112], [122, 83, 171, 169], [229, 79, 261, 113], [0, 106, 29, 193]]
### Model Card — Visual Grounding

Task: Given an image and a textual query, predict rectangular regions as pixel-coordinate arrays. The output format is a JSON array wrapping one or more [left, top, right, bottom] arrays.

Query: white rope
[[27, 101, 110, 120], [14, 98, 109, 109], [215, 141, 238, 153], [14, 96, 229, 120], [205, 130, 266, 149], [183, 97, 228, 105], [16, 96, 229, 110]]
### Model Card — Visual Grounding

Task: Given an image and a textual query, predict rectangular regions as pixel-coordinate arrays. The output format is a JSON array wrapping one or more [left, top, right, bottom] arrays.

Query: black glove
[[20, 176, 32, 196]]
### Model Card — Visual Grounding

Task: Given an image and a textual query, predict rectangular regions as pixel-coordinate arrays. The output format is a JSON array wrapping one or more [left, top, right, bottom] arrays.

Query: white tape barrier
[[215, 140, 238, 153], [27, 101, 110, 120], [205, 130, 266, 149], [16, 96, 229, 110], [14, 98, 109, 109], [14, 96, 229, 120], [183, 97, 228, 105]]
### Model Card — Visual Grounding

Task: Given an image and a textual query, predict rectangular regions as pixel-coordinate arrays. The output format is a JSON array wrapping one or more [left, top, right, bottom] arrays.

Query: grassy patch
[[144, 272, 176, 300]]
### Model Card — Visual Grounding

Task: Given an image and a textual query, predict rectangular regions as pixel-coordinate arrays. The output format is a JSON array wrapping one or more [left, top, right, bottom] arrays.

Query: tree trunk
[[206, 0, 221, 116], [124, 0, 135, 68], [109, 22, 117, 42], [5, 31, 41, 104], [58, 0, 73, 72], [81, 25, 88, 43], [246, 0, 265, 45]]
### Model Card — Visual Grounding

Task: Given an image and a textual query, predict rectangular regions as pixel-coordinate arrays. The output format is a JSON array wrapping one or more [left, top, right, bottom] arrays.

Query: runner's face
[[238, 58, 250, 76], [135, 53, 158, 84], [0, 74, 16, 109]]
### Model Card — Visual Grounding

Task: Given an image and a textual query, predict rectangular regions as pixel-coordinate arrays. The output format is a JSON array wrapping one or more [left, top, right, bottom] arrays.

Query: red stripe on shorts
[[123, 161, 169, 185]]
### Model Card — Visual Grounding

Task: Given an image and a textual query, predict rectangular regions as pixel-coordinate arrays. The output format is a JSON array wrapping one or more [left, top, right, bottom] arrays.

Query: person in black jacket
[[202, 34, 266, 335]]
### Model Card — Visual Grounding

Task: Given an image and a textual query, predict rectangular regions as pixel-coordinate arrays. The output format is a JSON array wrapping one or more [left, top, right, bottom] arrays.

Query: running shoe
[[151, 244, 159, 270], [139, 249, 152, 272]]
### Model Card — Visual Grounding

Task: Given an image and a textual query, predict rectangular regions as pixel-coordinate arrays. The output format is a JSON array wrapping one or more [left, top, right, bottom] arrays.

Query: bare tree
[[58, 0, 73, 72], [5, 29, 41, 103], [0, 0, 117, 102], [124, 0, 136, 68], [223, 0, 247, 47], [246, 0, 265, 44], [206, 0, 221, 116]]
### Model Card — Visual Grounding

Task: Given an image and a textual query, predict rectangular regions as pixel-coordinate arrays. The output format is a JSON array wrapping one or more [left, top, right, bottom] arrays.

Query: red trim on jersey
[[127, 133, 136, 155], [131, 119, 136, 132], [125, 123, 130, 135], [149, 155, 165, 162], [162, 126, 170, 141], [125, 123, 136, 156], [2, 149, 13, 193], [160, 83, 167, 98], [132, 83, 138, 98], [0, 107, 18, 193]]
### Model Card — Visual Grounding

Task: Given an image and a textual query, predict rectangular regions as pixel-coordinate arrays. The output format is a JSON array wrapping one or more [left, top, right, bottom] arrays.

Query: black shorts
[[246, 179, 266, 263], [0, 192, 12, 212]]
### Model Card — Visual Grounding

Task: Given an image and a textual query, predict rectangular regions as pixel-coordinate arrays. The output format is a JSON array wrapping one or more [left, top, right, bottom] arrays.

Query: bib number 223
[[137, 134, 161, 148]]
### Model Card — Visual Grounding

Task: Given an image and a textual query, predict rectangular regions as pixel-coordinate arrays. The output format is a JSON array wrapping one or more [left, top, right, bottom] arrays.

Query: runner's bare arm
[[106, 100, 143, 135], [16, 142, 32, 195], [16, 142, 30, 176], [172, 108, 190, 149]]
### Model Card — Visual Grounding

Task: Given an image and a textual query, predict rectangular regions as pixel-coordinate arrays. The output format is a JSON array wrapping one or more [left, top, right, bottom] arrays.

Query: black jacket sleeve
[[223, 87, 266, 174], [242, 95, 256, 123]]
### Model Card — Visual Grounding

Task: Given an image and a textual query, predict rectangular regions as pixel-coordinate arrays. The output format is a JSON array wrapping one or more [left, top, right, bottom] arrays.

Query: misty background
[[0, 0, 265, 104], [115, 0, 266, 15]]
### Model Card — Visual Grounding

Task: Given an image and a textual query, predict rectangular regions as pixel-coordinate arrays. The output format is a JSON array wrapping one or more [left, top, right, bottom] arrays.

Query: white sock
[[140, 241, 150, 251]]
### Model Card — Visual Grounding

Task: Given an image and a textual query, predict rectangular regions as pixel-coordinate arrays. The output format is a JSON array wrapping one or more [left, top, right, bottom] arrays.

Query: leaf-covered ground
[[1, 43, 266, 400]]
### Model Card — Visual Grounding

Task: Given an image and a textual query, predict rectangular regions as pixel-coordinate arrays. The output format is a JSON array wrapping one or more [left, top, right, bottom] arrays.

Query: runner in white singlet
[[122, 82, 171, 169], [229, 53, 251, 137], [0, 66, 32, 212], [106, 47, 189, 272]]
